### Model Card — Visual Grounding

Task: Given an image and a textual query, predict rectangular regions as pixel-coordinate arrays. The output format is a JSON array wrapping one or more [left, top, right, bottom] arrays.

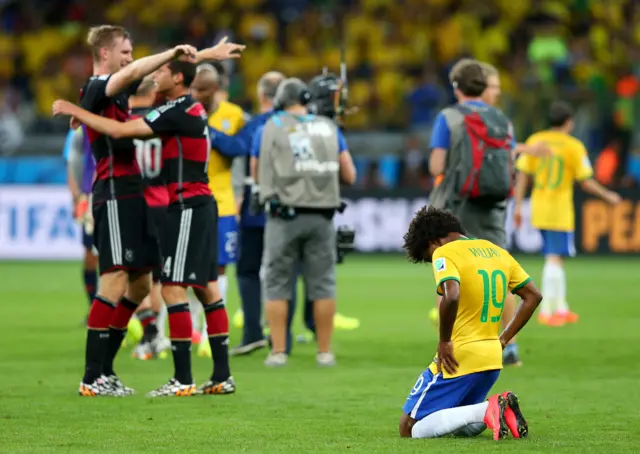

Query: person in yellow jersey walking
[[191, 63, 246, 357], [399, 206, 542, 440], [514, 102, 621, 327]]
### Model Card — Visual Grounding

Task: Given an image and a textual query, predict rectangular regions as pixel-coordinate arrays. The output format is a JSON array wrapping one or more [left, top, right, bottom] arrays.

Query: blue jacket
[[210, 111, 274, 228]]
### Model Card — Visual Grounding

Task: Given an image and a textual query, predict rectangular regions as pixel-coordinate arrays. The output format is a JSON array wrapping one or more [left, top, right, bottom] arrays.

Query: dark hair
[[168, 60, 197, 88], [402, 206, 465, 263], [548, 101, 573, 127], [449, 60, 487, 97]]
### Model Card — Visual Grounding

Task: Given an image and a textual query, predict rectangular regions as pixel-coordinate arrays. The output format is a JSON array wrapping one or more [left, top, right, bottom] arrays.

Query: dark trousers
[[236, 225, 315, 354], [236, 226, 264, 345]]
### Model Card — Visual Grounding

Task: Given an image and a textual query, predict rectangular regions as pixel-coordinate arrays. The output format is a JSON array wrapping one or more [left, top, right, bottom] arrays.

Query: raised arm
[[105, 45, 196, 97], [53, 100, 153, 139], [195, 36, 246, 63]]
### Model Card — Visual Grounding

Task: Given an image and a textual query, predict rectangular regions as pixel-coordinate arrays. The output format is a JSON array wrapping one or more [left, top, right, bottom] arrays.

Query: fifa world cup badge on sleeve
[[435, 258, 446, 272]]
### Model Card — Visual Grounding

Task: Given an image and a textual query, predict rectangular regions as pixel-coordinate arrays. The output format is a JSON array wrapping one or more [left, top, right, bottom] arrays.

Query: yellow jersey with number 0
[[516, 130, 593, 231], [207, 100, 245, 217], [429, 238, 531, 378]]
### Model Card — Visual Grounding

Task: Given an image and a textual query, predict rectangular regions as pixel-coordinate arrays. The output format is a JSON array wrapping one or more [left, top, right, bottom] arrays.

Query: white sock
[[218, 275, 228, 304], [452, 422, 487, 437], [201, 275, 228, 338], [541, 262, 562, 316], [555, 266, 569, 313], [411, 402, 488, 439], [157, 304, 168, 338]]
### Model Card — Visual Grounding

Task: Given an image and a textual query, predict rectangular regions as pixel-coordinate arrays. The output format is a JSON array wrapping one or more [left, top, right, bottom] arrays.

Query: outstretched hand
[[197, 36, 246, 62]]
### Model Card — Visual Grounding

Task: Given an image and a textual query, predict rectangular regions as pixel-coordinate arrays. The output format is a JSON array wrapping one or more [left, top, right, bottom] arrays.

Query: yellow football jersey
[[517, 130, 594, 231], [207, 100, 246, 217], [428, 238, 531, 378]]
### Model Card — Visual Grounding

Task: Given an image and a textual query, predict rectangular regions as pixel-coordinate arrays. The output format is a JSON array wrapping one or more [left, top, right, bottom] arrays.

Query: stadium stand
[[1, 0, 640, 187]]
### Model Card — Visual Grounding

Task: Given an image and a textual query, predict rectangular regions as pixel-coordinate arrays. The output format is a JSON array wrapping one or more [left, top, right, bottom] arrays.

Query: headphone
[[299, 88, 311, 106], [273, 79, 311, 110]]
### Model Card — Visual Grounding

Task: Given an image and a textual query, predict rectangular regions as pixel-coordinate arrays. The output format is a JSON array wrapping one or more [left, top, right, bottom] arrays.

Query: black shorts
[[93, 196, 161, 275], [160, 199, 218, 288], [148, 205, 169, 282]]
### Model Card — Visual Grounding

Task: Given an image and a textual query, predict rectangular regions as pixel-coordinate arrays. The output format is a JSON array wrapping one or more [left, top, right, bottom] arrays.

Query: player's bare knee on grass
[[399, 413, 416, 438], [98, 270, 128, 301], [162, 285, 189, 305]]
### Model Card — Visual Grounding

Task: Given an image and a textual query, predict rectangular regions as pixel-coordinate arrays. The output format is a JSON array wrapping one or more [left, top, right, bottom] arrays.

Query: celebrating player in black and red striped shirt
[[128, 79, 171, 361], [60, 25, 245, 397], [75, 24, 199, 397], [54, 59, 239, 397]]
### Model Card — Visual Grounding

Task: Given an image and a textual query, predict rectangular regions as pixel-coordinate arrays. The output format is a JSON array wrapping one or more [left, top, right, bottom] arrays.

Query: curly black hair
[[402, 205, 466, 263]]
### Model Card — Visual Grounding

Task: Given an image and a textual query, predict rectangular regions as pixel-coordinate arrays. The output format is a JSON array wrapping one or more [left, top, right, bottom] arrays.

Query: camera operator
[[251, 78, 356, 367]]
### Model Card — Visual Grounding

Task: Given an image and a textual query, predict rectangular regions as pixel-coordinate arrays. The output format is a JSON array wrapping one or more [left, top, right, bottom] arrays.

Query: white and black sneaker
[[197, 376, 236, 395], [147, 378, 196, 397], [230, 339, 267, 356], [78, 376, 122, 397], [104, 375, 135, 396]]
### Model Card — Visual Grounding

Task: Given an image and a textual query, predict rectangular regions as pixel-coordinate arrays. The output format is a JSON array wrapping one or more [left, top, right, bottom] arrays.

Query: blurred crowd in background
[[1, 0, 640, 189]]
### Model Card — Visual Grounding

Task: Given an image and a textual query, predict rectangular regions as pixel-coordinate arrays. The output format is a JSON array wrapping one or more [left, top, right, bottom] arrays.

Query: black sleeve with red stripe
[[143, 104, 183, 136], [143, 99, 203, 137]]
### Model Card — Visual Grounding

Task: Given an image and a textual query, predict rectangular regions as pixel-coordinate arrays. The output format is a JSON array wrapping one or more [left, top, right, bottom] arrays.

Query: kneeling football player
[[398, 206, 542, 440]]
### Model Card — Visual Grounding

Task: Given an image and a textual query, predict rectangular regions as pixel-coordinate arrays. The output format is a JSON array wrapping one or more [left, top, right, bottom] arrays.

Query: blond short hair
[[86, 25, 130, 61]]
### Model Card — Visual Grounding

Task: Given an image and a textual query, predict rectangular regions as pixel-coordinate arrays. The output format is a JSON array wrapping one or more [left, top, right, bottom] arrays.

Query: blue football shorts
[[218, 215, 239, 266], [540, 230, 576, 257], [402, 368, 500, 421]]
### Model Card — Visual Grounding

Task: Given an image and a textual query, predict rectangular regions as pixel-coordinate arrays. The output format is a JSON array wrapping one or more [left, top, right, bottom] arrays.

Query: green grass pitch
[[1, 255, 639, 453]]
